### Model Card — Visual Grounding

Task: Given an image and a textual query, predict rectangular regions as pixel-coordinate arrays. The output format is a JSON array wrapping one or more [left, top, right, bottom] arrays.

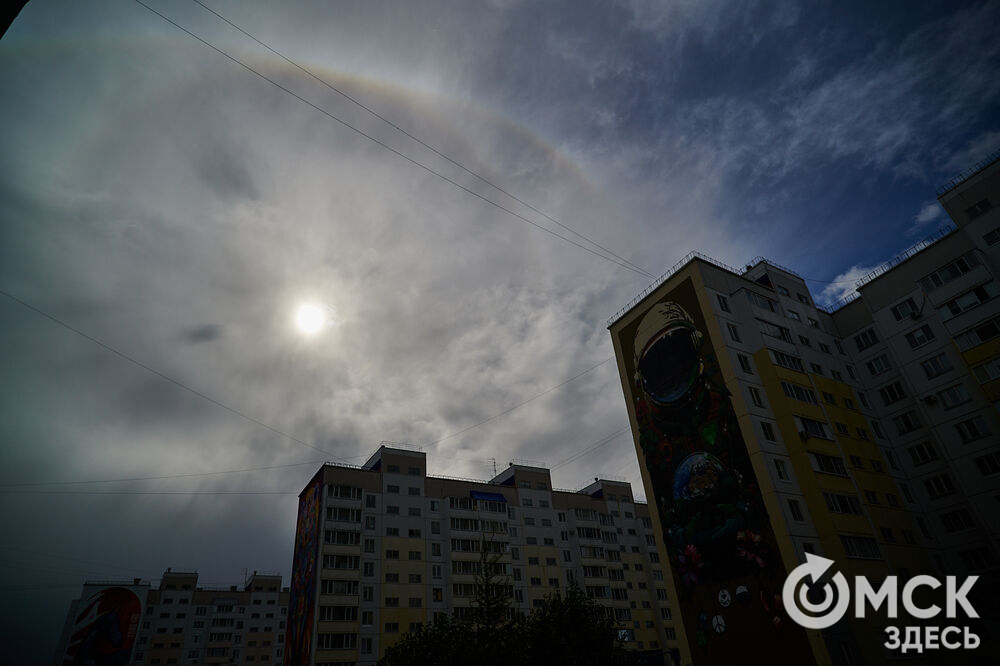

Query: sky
[[1, 0, 999, 660]]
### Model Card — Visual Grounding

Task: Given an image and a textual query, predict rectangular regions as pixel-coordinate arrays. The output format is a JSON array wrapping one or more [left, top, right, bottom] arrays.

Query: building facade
[[55, 569, 289, 665], [607, 155, 1000, 666], [285, 445, 680, 665]]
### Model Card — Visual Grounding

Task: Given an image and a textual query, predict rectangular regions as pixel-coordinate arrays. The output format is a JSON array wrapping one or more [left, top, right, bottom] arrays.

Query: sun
[[294, 303, 327, 335]]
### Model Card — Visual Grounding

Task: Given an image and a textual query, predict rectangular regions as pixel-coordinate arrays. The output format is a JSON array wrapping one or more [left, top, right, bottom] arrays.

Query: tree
[[379, 552, 641, 666], [518, 584, 637, 666]]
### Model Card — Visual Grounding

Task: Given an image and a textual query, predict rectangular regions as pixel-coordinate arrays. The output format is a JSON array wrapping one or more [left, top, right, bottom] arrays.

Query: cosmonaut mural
[[612, 275, 814, 663]]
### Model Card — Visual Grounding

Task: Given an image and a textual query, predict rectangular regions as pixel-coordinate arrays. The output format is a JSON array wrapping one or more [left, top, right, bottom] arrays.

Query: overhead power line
[[0, 459, 327, 488], [191, 0, 654, 280], [0, 289, 342, 460], [550, 426, 631, 470], [132, 0, 652, 279]]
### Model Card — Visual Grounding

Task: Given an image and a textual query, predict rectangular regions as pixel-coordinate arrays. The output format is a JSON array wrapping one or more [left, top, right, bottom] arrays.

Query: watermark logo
[[782, 554, 981, 653], [783, 554, 851, 629]]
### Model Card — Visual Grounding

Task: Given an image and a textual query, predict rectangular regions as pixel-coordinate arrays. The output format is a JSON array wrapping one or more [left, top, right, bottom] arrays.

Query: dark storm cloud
[[181, 323, 224, 344]]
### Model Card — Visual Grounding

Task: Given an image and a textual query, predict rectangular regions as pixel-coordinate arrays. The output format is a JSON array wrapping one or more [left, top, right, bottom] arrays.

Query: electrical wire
[[131, 0, 650, 279], [191, 0, 654, 280], [549, 426, 631, 470], [0, 288, 342, 460], [0, 459, 328, 488]]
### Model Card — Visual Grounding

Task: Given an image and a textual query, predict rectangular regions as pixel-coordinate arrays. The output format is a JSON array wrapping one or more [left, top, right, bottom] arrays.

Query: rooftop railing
[[936, 149, 1000, 197]]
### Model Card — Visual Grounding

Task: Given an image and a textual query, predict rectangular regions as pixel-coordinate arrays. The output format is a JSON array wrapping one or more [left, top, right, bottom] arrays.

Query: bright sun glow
[[295, 303, 326, 335]]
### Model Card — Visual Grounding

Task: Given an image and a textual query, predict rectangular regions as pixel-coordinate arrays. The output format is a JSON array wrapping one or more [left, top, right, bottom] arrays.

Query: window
[[955, 416, 991, 443], [799, 335, 811, 347], [759, 319, 793, 342], [921, 353, 952, 379], [924, 474, 956, 499], [943, 283, 997, 316], [849, 455, 863, 468], [727, 323, 741, 342], [408, 486, 420, 496], [799, 417, 830, 440], [938, 383, 970, 409], [772, 350, 804, 372], [835, 422, 849, 436], [840, 535, 882, 560], [812, 453, 848, 477], [972, 357, 1000, 383], [831, 369, 843, 381], [865, 354, 892, 377], [387, 465, 400, 473], [737, 354, 752, 373], [385, 549, 399, 559], [891, 298, 919, 321], [822, 391, 835, 404], [748, 386, 764, 408], [366, 494, 377, 508], [788, 500, 804, 521], [966, 197, 994, 219], [761, 422, 776, 442], [797, 293, 810, 305], [717, 294, 730, 312], [408, 507, 421, 517], [788, 310, 801, 322], [809, 318, 820, 329], [984, 226, 1000, 245], [892, 411, 921, 436], [824, 492, 862, 515], [780, 381, 818, 405], [904, 325, 935, 349], [387, 484, 399, 494], [864, 490, 879, 505], [878, 381, 906, 406], [974, 452, 1000, 476], [748, 290, 778, 312], [810, 362, 824, 375], [854, 328, 879, 352], [384, 622, 399, 633], [940, 508, 975, 533], [956, 315, 1000, 350], [386, 505, 399, 515], [408, 466, 421, 476], [919, 252, 980, 291], [959, 547, 995, 572]]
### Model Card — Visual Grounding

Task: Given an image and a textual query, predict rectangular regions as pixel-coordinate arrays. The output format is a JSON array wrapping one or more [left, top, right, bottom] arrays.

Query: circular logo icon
[[718, 588, 731, 608], [783, 554, 850, 630], [712, 614, 726, 634]]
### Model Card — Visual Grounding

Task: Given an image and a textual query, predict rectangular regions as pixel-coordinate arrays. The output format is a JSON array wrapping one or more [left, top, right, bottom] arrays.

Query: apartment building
[[607, 154, 1000, 666], [285, 445, 679, 665], [55, 568, 289, 665]]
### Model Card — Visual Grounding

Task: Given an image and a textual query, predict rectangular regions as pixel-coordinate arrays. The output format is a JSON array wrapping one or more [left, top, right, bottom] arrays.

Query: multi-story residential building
[[55, 568, 289, 665], [607, 154, 1000, 666], [285, 445, 680, 665]]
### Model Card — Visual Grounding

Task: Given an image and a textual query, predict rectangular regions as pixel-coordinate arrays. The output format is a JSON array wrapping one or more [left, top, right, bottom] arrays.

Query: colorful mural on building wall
[[61, 587, 142, 666], [613, 276, 814, 663], [284, 474, 322, 666]]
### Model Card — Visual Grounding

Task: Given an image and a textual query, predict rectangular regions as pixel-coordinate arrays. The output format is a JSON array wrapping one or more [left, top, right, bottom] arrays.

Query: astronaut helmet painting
[[632, 299, 771, 588]]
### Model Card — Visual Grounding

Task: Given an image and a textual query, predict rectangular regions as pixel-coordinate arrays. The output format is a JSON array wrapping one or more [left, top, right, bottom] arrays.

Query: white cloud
[[909, 200, 944, 234], [817, 264, 875, 306]]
